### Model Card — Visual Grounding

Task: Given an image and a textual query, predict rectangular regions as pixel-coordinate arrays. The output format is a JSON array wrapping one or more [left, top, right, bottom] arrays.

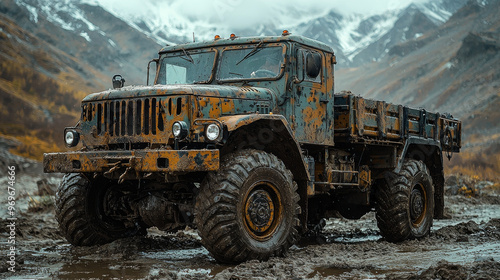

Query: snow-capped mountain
[[91, 0, 468, 67], [291, 0, 468, 66], [2, 0, 161, 85], [5, 0, 468, 68]]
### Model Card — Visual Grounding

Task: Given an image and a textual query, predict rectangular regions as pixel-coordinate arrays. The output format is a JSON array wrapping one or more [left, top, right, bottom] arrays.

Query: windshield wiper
[[180, 48, 194, 64], [236, 41, 263, 65]]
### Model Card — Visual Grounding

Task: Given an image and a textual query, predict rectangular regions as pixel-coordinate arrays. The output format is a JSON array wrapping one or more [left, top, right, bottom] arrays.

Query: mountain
[[2, 0, 470, 70], [94, 0, 468, 67], [336, 0, 500, 120], [0, 0, 161, 159], [293, 0, 468, 66], [335, 0, 500, 179], [1, 0, 472, 77], [2, 0, 161, 85], [0, 0, 498, 179]]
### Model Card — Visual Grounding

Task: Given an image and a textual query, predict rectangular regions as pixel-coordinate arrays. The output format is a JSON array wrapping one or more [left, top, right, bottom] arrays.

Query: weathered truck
[[44, 32, 461, 263]]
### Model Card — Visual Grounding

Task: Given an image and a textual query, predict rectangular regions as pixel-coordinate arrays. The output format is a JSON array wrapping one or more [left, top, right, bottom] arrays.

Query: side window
[[297, 48, 322, 83]]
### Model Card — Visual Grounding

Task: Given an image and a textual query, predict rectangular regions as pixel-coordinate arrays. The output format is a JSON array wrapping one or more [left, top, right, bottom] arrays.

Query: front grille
[[82, 98, 171, 136]]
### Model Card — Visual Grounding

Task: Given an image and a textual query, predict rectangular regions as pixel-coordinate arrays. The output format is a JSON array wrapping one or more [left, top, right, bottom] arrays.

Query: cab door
[[291, 47, 332, 145]]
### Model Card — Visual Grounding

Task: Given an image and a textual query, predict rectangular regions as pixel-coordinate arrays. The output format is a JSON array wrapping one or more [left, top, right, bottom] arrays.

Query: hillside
[[0, 13, 82, 159], [0, 0, 161, 160], [336, 0, 500, 179]]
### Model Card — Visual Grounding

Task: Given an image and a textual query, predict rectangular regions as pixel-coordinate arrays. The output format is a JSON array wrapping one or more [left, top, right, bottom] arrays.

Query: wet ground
[[1, 149, 499, 279]]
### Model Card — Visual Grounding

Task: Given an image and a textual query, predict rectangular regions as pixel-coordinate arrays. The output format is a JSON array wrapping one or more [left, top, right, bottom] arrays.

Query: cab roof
[[159, 34, 335, 54]]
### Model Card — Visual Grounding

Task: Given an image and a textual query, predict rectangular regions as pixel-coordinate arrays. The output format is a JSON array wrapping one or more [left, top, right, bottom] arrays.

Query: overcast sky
[[97, 0, 430, 28]]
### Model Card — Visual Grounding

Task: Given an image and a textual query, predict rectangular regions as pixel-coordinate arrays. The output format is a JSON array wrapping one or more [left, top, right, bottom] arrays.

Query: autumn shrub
[[444, 143, 500, 181]]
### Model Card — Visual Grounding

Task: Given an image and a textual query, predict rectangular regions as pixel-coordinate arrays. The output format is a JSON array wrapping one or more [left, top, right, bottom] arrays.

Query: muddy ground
[[1, 145, 499, 279]]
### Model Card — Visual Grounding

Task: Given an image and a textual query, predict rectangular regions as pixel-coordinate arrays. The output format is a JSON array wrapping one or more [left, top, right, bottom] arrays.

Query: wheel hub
[[410, 187, 425, 222], [245, 189, 274, 233]]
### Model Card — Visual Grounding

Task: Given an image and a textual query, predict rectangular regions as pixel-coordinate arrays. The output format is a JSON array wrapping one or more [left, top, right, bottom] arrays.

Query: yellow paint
[[43, 149, 219, 173]]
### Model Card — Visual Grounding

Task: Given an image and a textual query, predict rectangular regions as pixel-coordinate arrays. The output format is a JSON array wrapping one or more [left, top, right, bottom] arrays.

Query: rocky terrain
[[0, 146, 498, 279]]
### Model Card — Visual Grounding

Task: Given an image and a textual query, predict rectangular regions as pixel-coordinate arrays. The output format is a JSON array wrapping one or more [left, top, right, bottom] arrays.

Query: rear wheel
[[194, 150, 300, 263], [375, 159, 434, 242], [55, 173, 142, 246]]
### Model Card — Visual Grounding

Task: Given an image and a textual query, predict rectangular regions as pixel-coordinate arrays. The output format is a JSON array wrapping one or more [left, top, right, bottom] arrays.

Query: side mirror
[[306, 52, 321, 79], [147, 58, 159, 85], [112, 74, 125, 89]]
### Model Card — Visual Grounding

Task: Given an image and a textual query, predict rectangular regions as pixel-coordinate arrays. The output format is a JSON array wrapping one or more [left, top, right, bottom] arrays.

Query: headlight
[[64, 129, 79, 147], [205, 123, 221, 141], [172, 121, 188, 139]]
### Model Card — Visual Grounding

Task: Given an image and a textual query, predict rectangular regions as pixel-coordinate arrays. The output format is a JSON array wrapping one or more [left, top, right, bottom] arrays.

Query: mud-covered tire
[[375, 159, 434, 242], [194, 150, 300, 263], [55, 173, 141, 246]]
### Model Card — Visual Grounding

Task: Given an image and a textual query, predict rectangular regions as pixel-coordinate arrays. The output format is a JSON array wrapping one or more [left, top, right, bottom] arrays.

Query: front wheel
[[375, 159, 434, 242], [194, 150, 301, 263], [55, 174, 142, 246]]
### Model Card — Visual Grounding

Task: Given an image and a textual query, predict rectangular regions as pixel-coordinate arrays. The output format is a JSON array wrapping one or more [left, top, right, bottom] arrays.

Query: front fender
[[218, 114, 309, 181], [219, 114, 290, 132]]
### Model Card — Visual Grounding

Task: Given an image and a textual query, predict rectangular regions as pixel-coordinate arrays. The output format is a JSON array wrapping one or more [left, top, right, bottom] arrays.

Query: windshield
[[157, 50, 216, 84], [217, 45, 284, 81]]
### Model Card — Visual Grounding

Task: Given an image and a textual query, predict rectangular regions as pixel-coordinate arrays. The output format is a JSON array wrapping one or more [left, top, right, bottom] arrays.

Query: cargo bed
[[333, 93, 461, 153]]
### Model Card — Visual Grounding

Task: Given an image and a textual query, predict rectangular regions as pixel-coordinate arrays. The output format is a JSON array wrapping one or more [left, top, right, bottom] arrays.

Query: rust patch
[[43, 149, 219, 173]]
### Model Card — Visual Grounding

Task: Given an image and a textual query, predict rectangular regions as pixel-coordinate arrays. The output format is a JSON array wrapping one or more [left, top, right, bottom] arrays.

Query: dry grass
[[7, 134, 63, 161], [28, 195, 55, 213], [444, 143, 500, 182]]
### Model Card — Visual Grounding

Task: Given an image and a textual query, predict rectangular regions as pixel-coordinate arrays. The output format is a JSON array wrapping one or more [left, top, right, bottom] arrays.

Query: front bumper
[[43, 149, 219, 173]]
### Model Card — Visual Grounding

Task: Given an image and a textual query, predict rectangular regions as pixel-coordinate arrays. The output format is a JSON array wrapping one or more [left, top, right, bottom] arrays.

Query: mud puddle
[[6, 236, 230, 279]]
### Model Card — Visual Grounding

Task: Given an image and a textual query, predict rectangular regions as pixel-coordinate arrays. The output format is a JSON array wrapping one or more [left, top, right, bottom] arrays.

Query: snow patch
[[25, 4, 38, 23], [80, 32, 91, 42], [437, 62, 454, 72], [337, 11, 399, 61], [414, 1, 452, 24], [15, 0, 102, 34], [108, 39, 116, 47], [0, 27, 12, 39], [72, 10, 98, 31]]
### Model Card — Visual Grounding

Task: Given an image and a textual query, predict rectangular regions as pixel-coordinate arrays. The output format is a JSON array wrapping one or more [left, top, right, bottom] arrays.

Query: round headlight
[[172, 123, 181, 137], [205, 123, 221, 141], [65, 130, 79, 147], [172, 121, 188, 139]]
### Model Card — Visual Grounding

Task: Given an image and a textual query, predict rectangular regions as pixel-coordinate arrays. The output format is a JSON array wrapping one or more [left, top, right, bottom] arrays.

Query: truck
[[44, 32, 461, 263]]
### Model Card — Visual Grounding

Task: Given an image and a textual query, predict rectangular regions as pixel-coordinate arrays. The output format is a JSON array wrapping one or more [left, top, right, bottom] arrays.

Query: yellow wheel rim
[[243, 182, 282, 241]]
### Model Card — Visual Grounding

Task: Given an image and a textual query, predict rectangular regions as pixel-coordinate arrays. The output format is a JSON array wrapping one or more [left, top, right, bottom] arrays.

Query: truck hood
[[83, 84, 276, 102]]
